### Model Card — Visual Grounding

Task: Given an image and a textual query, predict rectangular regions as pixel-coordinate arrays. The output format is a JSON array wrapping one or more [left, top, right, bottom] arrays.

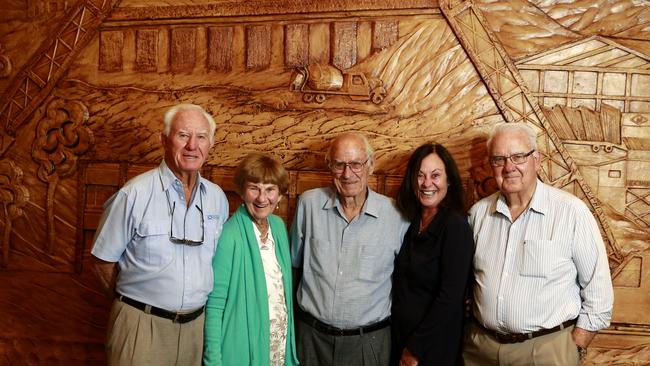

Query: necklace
[[419, 213, 436, 234], [253, 219, 270, 243]]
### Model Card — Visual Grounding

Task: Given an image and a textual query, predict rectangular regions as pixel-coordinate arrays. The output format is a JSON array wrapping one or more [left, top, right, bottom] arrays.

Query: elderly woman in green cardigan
[[204, 153, 298, 366]]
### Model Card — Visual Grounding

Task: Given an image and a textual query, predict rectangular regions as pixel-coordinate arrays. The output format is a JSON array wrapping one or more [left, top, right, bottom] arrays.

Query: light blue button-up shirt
[[469, 179, 613, 333], [291, 187, 409, 329], [91, 161, 229, 311]]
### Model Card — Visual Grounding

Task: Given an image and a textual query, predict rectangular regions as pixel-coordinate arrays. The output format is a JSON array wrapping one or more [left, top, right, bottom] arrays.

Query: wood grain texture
[[372, 20, 399, 52], [99, 31, 124, 72], [1, 1, 650, 364], [246, 25, 271, 70], [309, 23, 330, 65], [285, 24, 309, 68], [110, 0, 440, 20], [331, 21, 357, 70], [170, 27, 197, 72], [135, 29, 158, 72], [0, 0, 120, 137], [207, 26, 234, 72]]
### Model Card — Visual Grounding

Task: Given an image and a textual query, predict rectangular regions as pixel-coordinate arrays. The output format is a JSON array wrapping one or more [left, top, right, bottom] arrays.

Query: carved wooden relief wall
[[1, 0, 649, 363]]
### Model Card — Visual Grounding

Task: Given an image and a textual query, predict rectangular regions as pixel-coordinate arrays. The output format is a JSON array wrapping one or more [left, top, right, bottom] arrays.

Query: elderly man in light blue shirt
[[291, 131, 409, 366], [464, 122, 613, 366], [91, 104, 229, 366]]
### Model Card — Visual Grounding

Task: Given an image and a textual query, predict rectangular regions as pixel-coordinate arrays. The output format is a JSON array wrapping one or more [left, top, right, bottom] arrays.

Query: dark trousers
[[296, 317, 391, 366]]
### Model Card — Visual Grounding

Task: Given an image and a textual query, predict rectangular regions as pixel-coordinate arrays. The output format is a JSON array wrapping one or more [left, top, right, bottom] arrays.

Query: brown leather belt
[[117, 294, 204, 324], [474, 318, 577, 344], [299, 309, 390, 336]]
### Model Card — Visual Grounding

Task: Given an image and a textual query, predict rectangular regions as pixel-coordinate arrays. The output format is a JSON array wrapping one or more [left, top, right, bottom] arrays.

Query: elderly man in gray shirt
[[291, 131, 409, 366]]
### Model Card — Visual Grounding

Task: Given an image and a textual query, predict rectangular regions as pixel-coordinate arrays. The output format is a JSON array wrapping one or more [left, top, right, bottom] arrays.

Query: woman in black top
[[392, 143, 474, 366]]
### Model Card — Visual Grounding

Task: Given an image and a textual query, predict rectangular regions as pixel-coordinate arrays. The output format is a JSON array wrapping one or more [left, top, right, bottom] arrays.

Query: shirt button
[[339, 271, 343, 275], [498, 296, 503, 300]]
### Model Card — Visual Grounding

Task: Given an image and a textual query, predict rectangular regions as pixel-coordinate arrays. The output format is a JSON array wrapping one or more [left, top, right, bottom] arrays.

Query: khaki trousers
[[106, 299, 204, 366], [462, 321, 580, 366]]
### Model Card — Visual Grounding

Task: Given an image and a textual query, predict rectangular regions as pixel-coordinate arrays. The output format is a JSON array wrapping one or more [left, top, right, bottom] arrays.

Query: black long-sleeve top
[[391, 207, 474, 366]]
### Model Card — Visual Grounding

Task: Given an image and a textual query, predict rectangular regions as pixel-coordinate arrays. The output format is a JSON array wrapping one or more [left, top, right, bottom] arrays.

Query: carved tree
[[31, 98, 93, 254], [0, 159, 28, 267]]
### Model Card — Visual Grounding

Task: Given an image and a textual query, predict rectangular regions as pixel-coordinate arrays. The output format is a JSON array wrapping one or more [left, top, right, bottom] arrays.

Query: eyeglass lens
[[490, 150, 535, 167], [331, 158, 368, 173], [166, 189, 204, 246]]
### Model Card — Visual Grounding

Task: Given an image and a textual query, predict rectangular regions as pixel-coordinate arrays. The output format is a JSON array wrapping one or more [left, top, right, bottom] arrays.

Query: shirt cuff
[[576, 312, 611, 332]]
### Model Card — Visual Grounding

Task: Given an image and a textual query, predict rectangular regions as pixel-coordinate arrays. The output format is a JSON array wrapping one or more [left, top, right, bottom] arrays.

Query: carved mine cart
[[290, 64, 386, 104]]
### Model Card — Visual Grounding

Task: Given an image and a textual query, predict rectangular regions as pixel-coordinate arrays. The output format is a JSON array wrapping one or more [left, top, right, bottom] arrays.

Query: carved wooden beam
[[439, 0, 624, 265], [0, 0, 121, 141], [109, 0, 439, 21]]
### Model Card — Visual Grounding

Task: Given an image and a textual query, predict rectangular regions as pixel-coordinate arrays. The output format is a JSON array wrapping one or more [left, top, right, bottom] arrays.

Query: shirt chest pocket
[[201, 218, 221, 259], [519, 239, 568, 278], [358, 245, 391, 282], [133, 220, 174, 268]]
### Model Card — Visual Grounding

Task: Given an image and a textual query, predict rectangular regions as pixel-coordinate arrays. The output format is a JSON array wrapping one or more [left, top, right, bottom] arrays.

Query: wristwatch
[[577, 346, 587, 360]]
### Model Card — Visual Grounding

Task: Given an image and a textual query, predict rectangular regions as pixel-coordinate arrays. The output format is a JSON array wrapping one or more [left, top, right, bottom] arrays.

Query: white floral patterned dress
[[253, 224, 288, 366]]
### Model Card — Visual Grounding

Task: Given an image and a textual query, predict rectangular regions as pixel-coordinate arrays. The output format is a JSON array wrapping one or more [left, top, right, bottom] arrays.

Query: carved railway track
[[439, 0, 624, 267]]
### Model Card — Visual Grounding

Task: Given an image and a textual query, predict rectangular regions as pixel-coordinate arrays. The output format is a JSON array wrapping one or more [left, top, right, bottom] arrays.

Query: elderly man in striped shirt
[[464, 122, 613, 366]]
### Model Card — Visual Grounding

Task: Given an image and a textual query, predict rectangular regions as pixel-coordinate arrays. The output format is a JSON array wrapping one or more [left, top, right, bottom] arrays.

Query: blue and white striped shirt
[[468, 179, 613, 333]]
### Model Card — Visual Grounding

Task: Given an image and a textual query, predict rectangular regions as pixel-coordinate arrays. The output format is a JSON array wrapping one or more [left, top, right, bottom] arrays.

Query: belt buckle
[[495, 332, 523, 343], [512, 333, 526, 343], [173, 313, 182, 323], [494, 332, 509, 343], [325, 324, 346, 336]]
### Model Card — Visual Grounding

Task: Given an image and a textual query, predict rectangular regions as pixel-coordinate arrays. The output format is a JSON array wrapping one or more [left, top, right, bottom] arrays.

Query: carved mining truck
[[290, 64, 386, 104]]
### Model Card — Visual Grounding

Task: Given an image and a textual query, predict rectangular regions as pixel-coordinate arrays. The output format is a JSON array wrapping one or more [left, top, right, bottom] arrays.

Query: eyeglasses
[[489, 150, 536, 167], [165, 189, 204, 246], [330, 158, 369, 173]]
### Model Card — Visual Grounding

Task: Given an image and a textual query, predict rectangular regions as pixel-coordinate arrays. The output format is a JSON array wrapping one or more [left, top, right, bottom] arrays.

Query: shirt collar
[[418, 206, 448, 237], [491, 178, 546, 217], [324, 187, 381, 219], [527, 179, 547, 215], [158, 160, 205, 194]]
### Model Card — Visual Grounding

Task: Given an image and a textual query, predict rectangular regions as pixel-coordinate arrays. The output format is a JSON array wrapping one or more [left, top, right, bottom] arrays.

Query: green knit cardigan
[[203, 205, 299, 366]]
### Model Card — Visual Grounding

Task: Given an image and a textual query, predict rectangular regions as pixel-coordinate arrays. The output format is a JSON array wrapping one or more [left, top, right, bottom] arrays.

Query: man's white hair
[[325, 131, 375, 165], [163, 104, 217, 141], [486, 122, 537, 154]]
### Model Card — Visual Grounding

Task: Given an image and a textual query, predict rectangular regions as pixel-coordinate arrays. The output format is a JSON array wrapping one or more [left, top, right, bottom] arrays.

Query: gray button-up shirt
[[291, 187, 409, 329]]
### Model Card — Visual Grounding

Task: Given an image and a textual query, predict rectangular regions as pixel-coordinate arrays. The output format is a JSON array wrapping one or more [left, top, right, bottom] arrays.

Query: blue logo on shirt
[[207, 215, 220, 220]]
